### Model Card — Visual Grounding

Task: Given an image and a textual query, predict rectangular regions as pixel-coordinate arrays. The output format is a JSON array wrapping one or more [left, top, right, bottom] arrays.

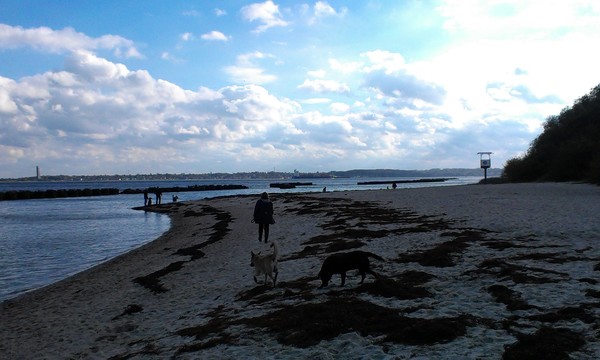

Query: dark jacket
[[253, 199, 274, 224]]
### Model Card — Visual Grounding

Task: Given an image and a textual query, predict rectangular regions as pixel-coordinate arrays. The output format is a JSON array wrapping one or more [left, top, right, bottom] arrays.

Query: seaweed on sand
[[240, 297, 471, 347], [503, 327, 585, 360]]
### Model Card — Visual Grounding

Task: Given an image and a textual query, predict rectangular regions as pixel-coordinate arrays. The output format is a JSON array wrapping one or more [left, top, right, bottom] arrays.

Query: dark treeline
[[503, 84, 600, 184]]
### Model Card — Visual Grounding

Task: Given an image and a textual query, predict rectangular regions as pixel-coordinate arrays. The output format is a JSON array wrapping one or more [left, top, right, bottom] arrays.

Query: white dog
[[250, 241, 279, 286]]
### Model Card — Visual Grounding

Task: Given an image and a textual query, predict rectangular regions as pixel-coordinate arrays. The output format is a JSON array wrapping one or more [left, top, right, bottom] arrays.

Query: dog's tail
[[364, 252, 384, 261], [270, 241, 279, 261]]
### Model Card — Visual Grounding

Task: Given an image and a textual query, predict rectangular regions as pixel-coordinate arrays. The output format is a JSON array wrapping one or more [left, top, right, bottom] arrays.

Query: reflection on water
[[0, 195, 170, 301]]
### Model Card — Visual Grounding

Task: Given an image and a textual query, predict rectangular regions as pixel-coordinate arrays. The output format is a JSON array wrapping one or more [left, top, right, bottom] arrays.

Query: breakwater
[[357, 178, 455, 185], [270, 182, 312, 189], [121, 184, 248, 194], [0, 184, 248, 201], [0, 188, 120, 201]]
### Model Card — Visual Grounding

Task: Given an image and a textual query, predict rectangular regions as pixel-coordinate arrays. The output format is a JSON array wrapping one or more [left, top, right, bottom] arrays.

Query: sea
[[0, 176, 479, 301]]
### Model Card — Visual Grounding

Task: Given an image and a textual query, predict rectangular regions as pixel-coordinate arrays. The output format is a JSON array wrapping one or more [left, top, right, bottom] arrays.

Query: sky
[[1, 0, 600, 178]]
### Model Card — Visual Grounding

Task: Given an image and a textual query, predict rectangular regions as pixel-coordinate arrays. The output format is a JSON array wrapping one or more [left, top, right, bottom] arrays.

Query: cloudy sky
[[1, 1, 600, 178]]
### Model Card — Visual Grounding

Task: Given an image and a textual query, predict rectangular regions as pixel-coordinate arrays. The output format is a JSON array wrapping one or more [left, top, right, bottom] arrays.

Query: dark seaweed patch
[[112, 304, 144, 320], [133, 261, 186, 293], [176, 306, 233, 352], [503, 327, 585, 360], [173, 246, 206, 260], [471, 259, 567, 284], [240, 298, 470, 347], [353, 276, 432, 300], [527, 306, 596, 324], [487, 285, 536, 311], [396, 237, 470, 267], [235, 277, 317, 304]]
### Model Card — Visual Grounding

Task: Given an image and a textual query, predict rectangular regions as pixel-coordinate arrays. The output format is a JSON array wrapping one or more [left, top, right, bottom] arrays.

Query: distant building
[[36, 166, 41, 180]]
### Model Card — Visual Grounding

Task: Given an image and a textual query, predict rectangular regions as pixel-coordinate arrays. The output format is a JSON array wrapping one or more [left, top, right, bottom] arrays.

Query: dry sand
[[2, 182, 600, 359]]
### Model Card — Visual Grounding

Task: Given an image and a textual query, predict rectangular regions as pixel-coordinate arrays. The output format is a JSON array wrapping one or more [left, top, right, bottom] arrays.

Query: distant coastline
[[1, 168, 502, 182]]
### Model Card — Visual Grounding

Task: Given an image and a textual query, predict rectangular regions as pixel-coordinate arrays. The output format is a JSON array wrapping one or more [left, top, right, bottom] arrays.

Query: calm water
[[0, 177, 479, 301]]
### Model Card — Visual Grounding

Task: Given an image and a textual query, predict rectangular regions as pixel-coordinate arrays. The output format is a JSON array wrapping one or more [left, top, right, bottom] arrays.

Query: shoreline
[[2, 183, 600, 358]]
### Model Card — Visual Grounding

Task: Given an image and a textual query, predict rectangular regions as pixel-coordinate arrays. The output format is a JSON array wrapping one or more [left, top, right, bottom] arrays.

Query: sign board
[[480, 159, 491, 169]]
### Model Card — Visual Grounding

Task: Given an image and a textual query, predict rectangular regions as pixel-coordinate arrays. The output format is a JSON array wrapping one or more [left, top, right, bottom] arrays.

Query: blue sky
[[1, 1, 600, 177]]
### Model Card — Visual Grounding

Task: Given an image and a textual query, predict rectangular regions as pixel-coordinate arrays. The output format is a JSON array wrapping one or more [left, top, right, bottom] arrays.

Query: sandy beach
[[2, 182, 600, 359]]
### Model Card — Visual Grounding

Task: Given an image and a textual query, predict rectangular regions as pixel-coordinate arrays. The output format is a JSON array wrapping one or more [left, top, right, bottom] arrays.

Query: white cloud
[[201, 31, 230, 41], [307, 69, 326, 78], [314, 1, 338, 17], [358, 50, 446, 106], [224, 66, 277, 85], [298, 79, 350, 94], [0, 52, 304, 174], [300, 98, 331, 105], [363, 70, 446, 106], [328, 58, 362, 74], [64, 50, 130, 83], [215, 8, 227, 16], [224, 52, 277, 84], [330, 102, 350, 113], [182, 10, 201, 17], [0, 77, 18, 113], [310, 1, 347, 24], [361, 50, 406, 74], [241, 1, 289, 33], [180, 32, 194, 41], [0, 24, 141, 58], [432, 0, 600, 104], [438, 0, 600, 37], [160, 52, 183, 63]]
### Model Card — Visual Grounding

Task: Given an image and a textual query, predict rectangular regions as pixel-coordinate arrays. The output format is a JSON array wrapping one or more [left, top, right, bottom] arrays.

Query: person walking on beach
[[253, 192, 274, 243]]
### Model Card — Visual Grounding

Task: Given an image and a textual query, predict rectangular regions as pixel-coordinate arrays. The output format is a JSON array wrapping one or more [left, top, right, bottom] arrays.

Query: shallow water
[[0, 177, 479, 301]]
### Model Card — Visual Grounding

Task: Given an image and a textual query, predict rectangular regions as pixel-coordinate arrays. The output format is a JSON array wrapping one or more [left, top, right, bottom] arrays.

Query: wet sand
[[2, 183, 600, 359]]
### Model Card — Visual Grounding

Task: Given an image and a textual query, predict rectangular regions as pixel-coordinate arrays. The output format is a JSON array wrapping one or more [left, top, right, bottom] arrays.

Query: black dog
[[318, 251, 384, 288]]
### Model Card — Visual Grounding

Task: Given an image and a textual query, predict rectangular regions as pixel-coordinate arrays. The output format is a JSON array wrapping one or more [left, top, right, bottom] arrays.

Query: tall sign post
[[477, 152, 492, 183]]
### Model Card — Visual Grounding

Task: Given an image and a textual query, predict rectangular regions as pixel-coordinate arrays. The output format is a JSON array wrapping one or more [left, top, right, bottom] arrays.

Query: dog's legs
[[340, 272, 346, 286], [273, 270, 278, 287], [359, 271, 366, 284], [253, 276, 258, 283]]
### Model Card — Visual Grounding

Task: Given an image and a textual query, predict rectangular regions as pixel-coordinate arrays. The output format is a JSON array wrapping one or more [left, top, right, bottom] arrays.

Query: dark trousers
[[258, 223, 270, 242]]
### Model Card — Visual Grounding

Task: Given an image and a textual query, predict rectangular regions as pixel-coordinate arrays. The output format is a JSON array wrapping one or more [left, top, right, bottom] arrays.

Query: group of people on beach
[[143, 189, 163, 206], [143, 189, 179, 206]]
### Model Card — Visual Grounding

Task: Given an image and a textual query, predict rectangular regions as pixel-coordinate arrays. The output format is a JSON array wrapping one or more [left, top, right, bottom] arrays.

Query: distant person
[[143, 190, 149, 206], [172, 195, 179, 202], [323, 187, 327, 192], [155, 189, 162, 205], [253, 192, 274, 243], [147, 197, 152, 206], [392, 182, 397, 190]]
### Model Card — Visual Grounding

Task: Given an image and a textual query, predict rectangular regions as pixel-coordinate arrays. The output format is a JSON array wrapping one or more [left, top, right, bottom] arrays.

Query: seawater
[[0, 177, 480, 301]]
